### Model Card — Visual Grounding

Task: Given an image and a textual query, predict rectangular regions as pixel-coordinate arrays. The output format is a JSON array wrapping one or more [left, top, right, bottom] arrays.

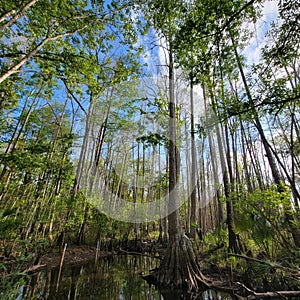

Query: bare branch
[[0, 0, 40, 32], [0, 9, 16, 23], [61, 78, 87, 116], [0, 26, 87, 84]]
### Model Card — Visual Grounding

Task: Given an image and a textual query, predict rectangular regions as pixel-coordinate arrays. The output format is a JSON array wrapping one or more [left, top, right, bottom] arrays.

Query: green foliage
[[0, 271, 29, 300], [0, 0, 146, 259], [201, 225, 228, 264], [234, 185, 292, 258], [0, 208, 22, 240], [171, 0, 261, 85], [248, 0, 300, 116], [136, 133, 167, 147], [0, 2, 299, 297]]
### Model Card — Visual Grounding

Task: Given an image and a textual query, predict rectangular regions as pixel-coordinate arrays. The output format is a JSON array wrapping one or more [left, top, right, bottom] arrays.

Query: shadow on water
[[20, 255, 233, 299]]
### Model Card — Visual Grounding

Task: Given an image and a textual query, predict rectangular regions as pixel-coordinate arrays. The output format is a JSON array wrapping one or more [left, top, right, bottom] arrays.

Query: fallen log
[[23, 264, 47, 273], [235, 282, 300, 299], [246, 290, 300, 299], [118, 248, 162, 260]]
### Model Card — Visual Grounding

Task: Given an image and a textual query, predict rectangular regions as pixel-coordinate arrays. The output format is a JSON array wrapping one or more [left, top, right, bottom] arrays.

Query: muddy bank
[[0, 240, 161, 277], [24, 245, 112, 273]]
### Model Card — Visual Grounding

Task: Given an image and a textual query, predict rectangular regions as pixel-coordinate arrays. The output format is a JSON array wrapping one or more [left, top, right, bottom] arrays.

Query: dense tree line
[[0, 0, 299, 296]]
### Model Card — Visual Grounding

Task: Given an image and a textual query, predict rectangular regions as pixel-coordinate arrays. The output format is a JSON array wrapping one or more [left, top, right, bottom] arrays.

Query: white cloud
[[192, 84, 205, 121], [157, 34, 169, 75], [262, 0, 279, 19], [243, 0, 278, 65]]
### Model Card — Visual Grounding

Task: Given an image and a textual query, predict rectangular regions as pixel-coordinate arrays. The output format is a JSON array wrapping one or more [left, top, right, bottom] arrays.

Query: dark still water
[[20, 255, 233, 299]]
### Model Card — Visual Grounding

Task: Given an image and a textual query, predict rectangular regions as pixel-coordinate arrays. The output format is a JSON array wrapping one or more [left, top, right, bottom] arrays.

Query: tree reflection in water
[[21, 255, 232, 299]]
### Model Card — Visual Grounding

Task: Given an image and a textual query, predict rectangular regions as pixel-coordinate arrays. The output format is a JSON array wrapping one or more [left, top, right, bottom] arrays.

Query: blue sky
[[244, 0, 279, 65]]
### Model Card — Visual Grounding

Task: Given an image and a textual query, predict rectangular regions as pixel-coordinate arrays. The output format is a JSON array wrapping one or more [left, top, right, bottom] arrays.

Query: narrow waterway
[[19, 255, 233, 299]]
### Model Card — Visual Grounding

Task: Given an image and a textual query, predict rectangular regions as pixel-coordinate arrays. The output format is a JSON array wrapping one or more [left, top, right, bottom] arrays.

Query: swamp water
[[19, 255, 233, 299]]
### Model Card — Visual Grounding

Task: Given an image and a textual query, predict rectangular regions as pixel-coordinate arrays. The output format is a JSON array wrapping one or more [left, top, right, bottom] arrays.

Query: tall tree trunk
[[0, 82, 43, 183], [231, 33, 300, 247], [133, 141, 140, 239], [189, 80, 197, 240], [203, 86, 224, 225], [183, 110, 191, 233], [206, 81, 241, 253], [217, 121, 240, 253], [240, 122, 254, 192], [73, 97, 94, 198], [145, 43, 208, 292]]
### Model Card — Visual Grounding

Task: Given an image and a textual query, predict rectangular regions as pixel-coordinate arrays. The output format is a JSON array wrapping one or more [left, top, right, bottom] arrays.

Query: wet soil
[[27, 245, 112, 272]]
